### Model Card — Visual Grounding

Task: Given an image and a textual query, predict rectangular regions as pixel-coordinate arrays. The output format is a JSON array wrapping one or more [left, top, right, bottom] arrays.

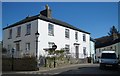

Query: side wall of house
[[90, 41, 95, 61], [3, 20, 38, 58]]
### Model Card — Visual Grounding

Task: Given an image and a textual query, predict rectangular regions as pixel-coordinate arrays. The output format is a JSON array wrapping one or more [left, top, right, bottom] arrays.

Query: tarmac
[[2, 63, 92, 74]]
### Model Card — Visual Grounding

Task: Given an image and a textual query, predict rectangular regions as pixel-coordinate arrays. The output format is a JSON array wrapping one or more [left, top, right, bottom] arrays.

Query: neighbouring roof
[[95, 36, 120, 48], [90, 37, 96, 42], [3, 14, 90, 34]]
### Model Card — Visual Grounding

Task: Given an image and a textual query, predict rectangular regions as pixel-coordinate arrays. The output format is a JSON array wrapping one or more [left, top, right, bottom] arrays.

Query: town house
[[3, 5, 90, 60]]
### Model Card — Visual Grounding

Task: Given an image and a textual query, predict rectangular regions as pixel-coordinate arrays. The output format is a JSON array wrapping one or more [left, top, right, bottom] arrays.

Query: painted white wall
[[37, 19, 90, 59], [3, 20, 38, 58], [90, 40, 95, 61], [3, 19, 90, 59]]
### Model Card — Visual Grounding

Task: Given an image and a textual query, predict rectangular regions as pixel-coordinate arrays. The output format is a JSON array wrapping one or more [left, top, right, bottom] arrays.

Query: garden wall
[[2, 57, 37, 71]]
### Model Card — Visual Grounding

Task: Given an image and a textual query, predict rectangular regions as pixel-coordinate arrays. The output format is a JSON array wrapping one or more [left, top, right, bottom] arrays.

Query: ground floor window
[[83, 47, 86, 56], [65, 44, 70, 54], [48, 42, 54, 48], [26, 43, 30, 51], [16, 42, 20, 51]]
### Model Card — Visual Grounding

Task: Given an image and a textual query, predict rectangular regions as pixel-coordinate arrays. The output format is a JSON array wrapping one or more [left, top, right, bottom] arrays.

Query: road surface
[[2, 64, 120, 76]]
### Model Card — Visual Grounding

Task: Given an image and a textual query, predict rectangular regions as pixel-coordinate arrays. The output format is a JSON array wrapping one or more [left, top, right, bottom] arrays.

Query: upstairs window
[[26, 24, 31, 35], [65, 29, 69, 38], [75, 32, 78, 41], [17, 26, 21, 37], [8, 29, 12, 39], [83, 34, 86, 41], [48, 24, 54, 36]]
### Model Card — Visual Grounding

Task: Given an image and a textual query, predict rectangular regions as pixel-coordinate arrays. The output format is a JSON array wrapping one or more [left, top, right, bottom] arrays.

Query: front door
[[75, 46, 79, 58]]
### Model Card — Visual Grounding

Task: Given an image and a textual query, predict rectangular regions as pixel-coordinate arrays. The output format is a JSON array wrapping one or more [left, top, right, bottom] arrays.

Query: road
[[2, 64, 120, 76]]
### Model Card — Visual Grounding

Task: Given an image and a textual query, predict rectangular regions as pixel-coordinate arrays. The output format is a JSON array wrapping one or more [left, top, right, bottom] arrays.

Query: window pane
[[48, 24, 54, 36], [26, 24, 31, 35], [65, 29, 69, 38], [8, 45, 10, 51], [26, 43, 30, 51], [75, 32, 78, 40], [17, 26, 21, 37], [83, 47, 86, 55], [16, 42, 20, 51], [48, 42, 54, 48], [101, 53, 117, 59], [83, 34, 86, 41], [9, 29, 12, 39], [65, 44, 70, 54]]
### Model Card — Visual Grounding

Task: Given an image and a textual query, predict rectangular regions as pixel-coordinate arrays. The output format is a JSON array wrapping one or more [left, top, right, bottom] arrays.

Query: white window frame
[[83, 34, 86, 42], [17, 26, 21, 37], [26, 43, 30, 51], [7, 45, 11, 53], [16, 42, 20, 51], [65, 44, 70, 54], [65, 29, 70, 39], [48, 42, 54, 48], [83, 47, 86, 56], [48, 24, 54, 36], [75, 31, 78, 41], [26, 24, 31, 35], [8, 29, 12, 39]]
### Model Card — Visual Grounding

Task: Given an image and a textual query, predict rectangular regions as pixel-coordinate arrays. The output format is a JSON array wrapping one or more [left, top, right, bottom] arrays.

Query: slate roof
[[3, 14, 90, 34], [90, 37, 96, 42], [95, 36, 120, 48]]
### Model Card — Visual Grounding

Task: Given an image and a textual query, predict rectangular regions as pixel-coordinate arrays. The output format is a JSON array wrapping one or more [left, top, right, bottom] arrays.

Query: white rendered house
[[3, 5, 90, 59]]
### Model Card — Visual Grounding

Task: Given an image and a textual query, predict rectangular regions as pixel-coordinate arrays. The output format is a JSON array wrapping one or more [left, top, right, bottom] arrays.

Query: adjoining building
[[90, 38, 96, 63], [3, 5, 90, 61], [95, 33, 120, 62]]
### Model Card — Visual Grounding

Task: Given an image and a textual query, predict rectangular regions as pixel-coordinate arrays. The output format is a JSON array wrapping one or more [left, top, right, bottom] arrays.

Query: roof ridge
[[3, 14, 90, 34]]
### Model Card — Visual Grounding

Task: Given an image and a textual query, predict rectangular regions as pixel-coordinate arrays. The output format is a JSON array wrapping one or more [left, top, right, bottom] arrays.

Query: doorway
[[75, 46, 79, 58]]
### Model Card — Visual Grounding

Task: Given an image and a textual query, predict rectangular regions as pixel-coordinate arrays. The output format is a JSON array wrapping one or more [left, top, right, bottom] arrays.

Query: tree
[[108, 26, 119, 36]]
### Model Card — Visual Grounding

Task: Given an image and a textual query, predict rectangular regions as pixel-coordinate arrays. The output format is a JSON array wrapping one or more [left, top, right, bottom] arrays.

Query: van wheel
[[100, 64, 104, 69], [113, 64, 119, 69]]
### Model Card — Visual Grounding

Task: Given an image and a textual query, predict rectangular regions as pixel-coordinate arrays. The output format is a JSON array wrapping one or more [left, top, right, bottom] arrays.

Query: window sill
[[75, 40, 78, 42], [25, 34, 30, 36], [16, 36, 21, 38], [48, 34, 54, 36], [65, 37, 70, 40], [8, 38, 12, 39]]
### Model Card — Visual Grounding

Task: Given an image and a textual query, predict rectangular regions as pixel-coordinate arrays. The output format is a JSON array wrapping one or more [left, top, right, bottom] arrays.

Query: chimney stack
[[40, 4, 52, 18], [112, 32, 118, 40]]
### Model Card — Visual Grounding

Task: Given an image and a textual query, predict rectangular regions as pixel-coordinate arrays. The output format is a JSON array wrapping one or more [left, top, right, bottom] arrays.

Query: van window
[[101, 53, 117, 59]]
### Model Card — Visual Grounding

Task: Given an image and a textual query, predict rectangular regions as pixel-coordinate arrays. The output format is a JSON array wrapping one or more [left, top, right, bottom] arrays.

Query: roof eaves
[[3, 14, 90, 34], [95, 38, 120, 48], [3, 15, 39, 30], [38, 15, 90, 34]]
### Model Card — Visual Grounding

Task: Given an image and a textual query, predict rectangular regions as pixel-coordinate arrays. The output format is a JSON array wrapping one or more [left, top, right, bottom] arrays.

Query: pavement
[[2, 63, 92, 74]]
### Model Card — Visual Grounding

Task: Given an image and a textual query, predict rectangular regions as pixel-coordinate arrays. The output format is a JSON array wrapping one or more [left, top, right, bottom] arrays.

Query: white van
[[99, 51, 119, 69]]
